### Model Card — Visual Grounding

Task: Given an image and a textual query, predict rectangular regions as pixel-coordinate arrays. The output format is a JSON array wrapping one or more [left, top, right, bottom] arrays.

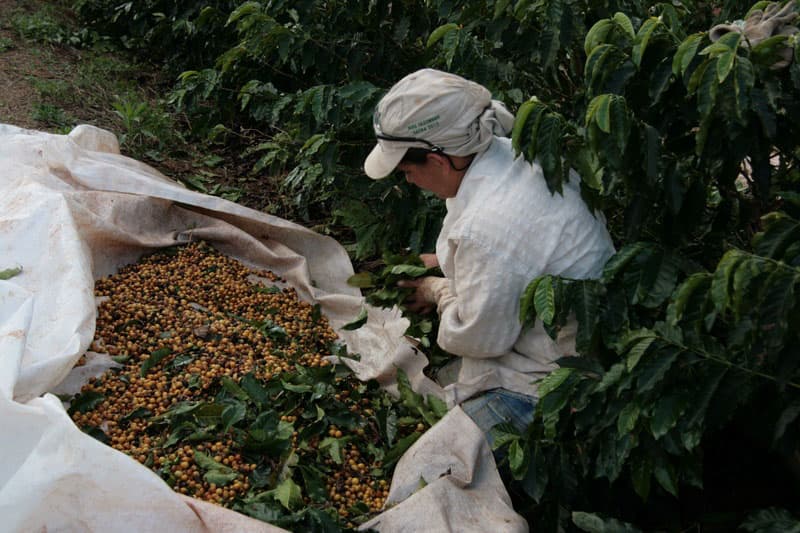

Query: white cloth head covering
[[364, 69, 515, 179]]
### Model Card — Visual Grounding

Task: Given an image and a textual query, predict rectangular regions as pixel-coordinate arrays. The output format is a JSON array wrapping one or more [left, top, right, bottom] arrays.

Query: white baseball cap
[[364, 69, 514, 179]]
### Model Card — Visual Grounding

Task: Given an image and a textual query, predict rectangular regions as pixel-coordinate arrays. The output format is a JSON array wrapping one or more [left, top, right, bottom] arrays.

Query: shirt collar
[[445, 136, 498, 213]]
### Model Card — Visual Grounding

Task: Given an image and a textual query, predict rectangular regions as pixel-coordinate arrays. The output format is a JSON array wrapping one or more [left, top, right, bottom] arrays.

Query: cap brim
[[364, 143, 407, 179]]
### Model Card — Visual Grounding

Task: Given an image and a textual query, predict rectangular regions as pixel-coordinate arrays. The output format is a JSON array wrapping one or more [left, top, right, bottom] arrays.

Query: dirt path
[[0, 0, 52, 128]]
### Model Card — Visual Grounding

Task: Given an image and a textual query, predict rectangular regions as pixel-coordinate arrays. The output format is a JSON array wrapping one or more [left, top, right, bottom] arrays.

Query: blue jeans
[[461, 388, 537, 449]]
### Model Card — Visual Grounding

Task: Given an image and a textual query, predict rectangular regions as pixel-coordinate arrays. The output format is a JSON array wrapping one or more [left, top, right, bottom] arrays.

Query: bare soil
[[0, 0, 58, 128]]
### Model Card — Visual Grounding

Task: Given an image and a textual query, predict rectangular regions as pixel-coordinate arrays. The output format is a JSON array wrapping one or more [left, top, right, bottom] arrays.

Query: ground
[[0, 0, 282, 215]]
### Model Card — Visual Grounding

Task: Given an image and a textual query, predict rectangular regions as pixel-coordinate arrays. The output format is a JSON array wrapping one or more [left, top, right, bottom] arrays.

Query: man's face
[[397, 154, 462, 199]]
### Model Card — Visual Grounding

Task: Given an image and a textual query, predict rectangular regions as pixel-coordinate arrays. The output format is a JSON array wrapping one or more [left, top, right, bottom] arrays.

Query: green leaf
[[754, 212, 800, 259], [194, 402, 225, 426], [617, 402, 640, 435], [298, 465, 327, 503], [586, 44, 616, 95], [508, 439, 525, 474], [636, 346, 680, 393], [397, 368, 423, 410], [346, 272, 375, 288], [597, 362, 626, 392], [319, 436, 345, 464], [584, 19, 613, 56], [220, 375, 249, 401], [609, 95, 629, 154], [734, 57, 755, 120], [512, 98, 545, 157], [536, 367, 572, 398], [140, 347, 172, 376], [741, 507, 800, 533], [700, 31, 741, 56], [673, 33, 703, 76], [667, 273, 712, 325], [636, 248, 680, 308], [630, 454, 652, 500], [758, 268, 798, 352], [226, 2, 262, 25], [489, 426, 520, 450], [521, 444, 549, 502], [556, 356, 604, 376], [711, 249, 747, 313], [520, 276, 544, 327], [269, 477, 303, 510], [152, 400, 200, 422], [650, 393, 685, 439], [602, 243, 648, 283], [774, 401, 800, 442], [572, 512, 605, 532], [648, 58, 674, 105], [539, 0, 565, 69], [221, 402, 247, 432], [534, 275, 556, 325], [240, 374, 269, 407], [653, 461, 678, 497], [426, 394, 449, 420], [0, 266, 22, 280], [612, 12, 635, 41], [383, 432, 421, 468], [389, 264, 429, 277], [571, 280, 601, 352], [194, 450, 239, 486], [493, 0, 512, 18], [716, 50, 735, 83], [300, 133, 326, 154], [341, 308, 368, 331], [540, 374, 574, 438], [632, 17, 660, 67], [68, 390, 105, 414], [626, 335, 655, 371], [120, 407, 152, 423], [536, 113, 564, 191], [591, 94, 612, 133], [684, 366, 727, 430], [696, 58, 719, 118], [281, 381, 312, 393], [426, 22, 459, 48], [731, 256, 765, 318], [572, 511, 643, 532]]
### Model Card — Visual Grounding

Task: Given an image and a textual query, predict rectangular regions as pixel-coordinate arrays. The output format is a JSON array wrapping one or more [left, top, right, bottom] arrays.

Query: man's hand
[[742, 1, 798, 45], [709, 0, 798, 69], [398, 276, 446, 314], [419, 253, 440, 269]]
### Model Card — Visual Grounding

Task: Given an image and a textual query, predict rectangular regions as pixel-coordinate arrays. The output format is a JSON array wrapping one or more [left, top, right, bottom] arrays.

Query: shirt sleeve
[[435, 236, 542, 359]]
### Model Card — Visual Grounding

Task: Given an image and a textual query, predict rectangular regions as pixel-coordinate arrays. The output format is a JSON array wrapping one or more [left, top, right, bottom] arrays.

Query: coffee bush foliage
[[74, 0, 800, 530]]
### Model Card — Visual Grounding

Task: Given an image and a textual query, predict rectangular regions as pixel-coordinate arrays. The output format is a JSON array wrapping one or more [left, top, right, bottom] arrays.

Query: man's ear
[[427, 152, 449, 169]]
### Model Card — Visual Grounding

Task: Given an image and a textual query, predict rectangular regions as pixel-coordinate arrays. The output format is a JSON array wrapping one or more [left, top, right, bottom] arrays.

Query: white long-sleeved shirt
[[434, 136, 616, 405]]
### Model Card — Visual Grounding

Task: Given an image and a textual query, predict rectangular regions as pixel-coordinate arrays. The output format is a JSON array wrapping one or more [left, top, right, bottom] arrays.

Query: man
[[364, 69, 615, 441]]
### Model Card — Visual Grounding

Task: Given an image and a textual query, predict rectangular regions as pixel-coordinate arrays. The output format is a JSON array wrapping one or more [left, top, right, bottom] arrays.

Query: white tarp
[[0, 124, 527, 533]]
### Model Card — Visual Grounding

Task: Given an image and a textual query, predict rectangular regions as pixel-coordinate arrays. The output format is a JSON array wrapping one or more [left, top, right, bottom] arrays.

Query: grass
[[30, 77, 73, 102], [30, 102, 73, 128], [10, 6, 71, 44]]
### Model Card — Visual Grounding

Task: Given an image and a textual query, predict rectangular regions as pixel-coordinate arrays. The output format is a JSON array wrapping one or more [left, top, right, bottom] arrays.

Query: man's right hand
[[420, 253, 439, 269], [397, 277, 437, 314]]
